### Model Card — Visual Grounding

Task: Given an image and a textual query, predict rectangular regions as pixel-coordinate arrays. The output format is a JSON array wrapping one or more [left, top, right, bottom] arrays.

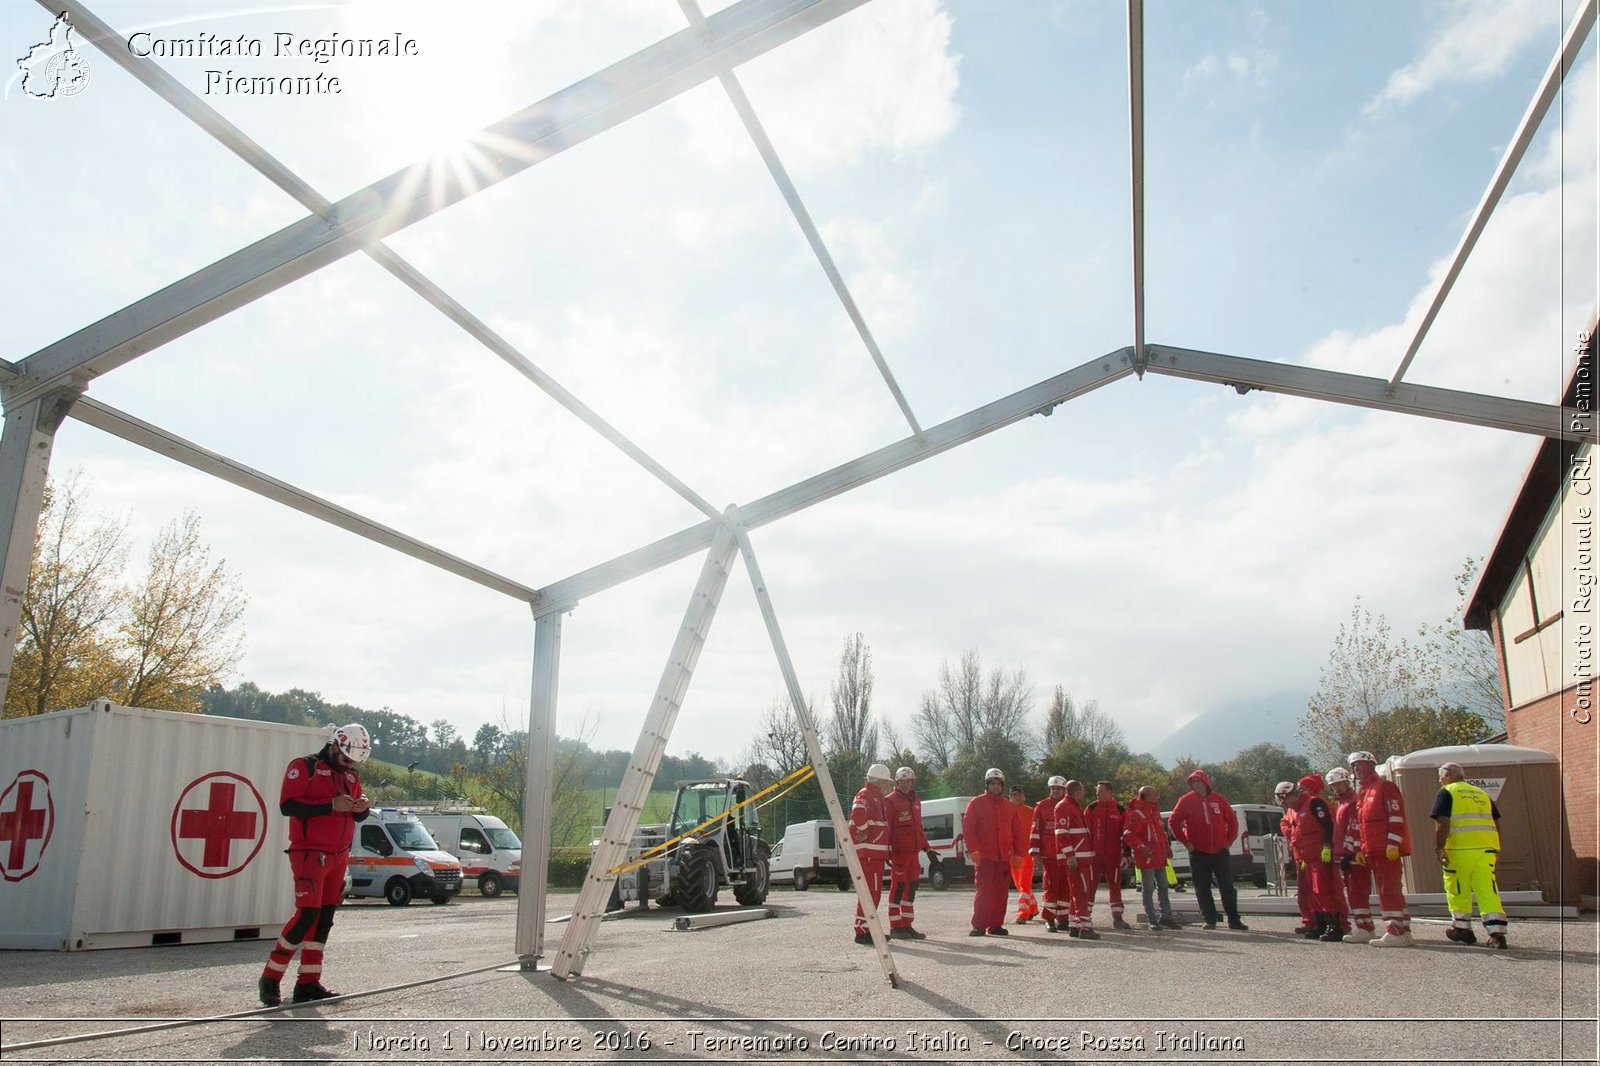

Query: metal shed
[[1387, 743, 1582, 905]]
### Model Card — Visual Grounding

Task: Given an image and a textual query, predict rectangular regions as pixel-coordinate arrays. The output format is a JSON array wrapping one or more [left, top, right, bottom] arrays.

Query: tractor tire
[[675, 845, 718, 913], [734, 857, 770, 906]]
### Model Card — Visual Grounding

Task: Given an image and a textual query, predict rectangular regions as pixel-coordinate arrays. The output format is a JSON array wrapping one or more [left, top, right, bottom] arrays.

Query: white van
[[919, 796, 974, 889], [347, 808, 463, 906], [1232, 803, 1283, 887], [772, 819, 850, 891], [414, 808, 522, 897]]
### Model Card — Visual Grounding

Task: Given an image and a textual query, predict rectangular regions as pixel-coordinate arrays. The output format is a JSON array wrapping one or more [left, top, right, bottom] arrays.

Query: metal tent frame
[[1, 0, 1593, 987]]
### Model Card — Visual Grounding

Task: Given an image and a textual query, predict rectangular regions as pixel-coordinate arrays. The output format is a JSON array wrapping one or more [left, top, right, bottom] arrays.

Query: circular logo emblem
[[170, 772, 267, 879], [0, 770, 55, 882], [287, 767, 301, 780], [44, 49, 90, 97]]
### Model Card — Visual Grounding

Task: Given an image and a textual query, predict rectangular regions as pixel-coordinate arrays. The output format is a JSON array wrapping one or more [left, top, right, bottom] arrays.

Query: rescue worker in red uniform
[[1167, 768, 1248, 931], [1327, 766, 1372, 943], [1030, 776, 1069, 931], [849, 763, 894, 945], [963, 767, 1022, 936], [1086, 780, 1132, 930], [1123, 785, 1179, 929], [260, 723, 372, 1006], [1350, 750, 1413, 946], [884, 766, 938, 940], [1288, 773, 1345, 941], [1275, 780, 1313, 933], [1009, 786, 1039, 923], [1054, 779, 1100, 939]]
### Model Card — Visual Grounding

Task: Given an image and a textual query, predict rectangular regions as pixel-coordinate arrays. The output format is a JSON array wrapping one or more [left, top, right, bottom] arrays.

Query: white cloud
[[1183, 49, 1279, 88], [1365, 0, 1551, 115], [672, 0, 961, 174]]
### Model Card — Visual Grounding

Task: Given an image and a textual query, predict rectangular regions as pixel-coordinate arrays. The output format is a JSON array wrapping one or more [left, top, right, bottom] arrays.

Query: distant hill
[[1149, 691, 1308, 765]]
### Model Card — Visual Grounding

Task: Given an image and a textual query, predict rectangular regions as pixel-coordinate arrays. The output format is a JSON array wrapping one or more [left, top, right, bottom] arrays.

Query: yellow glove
[[968, 851, 982, 866], [1353, 851, 1369, 867], [1385, 845, 1399, 862], [1320, 846, 1332, 864], [1296, 859, 1305, 871]]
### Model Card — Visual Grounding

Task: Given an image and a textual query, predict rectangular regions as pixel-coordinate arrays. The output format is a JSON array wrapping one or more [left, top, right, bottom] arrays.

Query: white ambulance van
[[918, 796, 975, 889], [414, 808, 522, 897], [346, 808, 463, 906]]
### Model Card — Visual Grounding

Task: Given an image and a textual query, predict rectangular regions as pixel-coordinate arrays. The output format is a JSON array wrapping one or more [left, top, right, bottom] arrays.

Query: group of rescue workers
[[253, 722, 1511, 1008], [848, 751, 1510, 951]]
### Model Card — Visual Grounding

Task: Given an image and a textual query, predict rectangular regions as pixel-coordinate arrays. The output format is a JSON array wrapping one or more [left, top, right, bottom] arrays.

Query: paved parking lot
[[1, 886, 1595, 1063]]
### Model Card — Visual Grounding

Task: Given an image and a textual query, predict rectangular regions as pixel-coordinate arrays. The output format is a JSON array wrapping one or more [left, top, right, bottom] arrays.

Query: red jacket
[[1121, 798, 1169, 870], [963, 791, 1022, 864], [884, 786, 928, 855], [1086, 798, 1125, 864], [1167, 771, 1238, 855], [1030, 796, 1061, 861], [1332, 791, 1360, 859], [850, 785, 890, 856], [1052, 794, 1092, 860], [1288, 793, 1334, 861], [1356, 776, 1412, 857], [280, 748, 365, 854]]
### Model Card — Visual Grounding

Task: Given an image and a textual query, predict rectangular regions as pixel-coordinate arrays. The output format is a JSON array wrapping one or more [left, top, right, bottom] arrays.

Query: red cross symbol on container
[[170, 772, 267, 879], [0, 770, 55, 882]]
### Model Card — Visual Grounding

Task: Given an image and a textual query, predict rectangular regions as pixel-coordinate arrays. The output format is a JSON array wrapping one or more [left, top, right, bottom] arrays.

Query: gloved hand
[[1340, 855, 1353, 872], [1066, 856, 1079, 871], [1385, 845, 1400, 862], [968, 851, 982, 866], [1296, 859, 1305, 872], [1320, 845, 1332, 864], [1353, 851, 1369, 867], [925, 848, 939, 862]]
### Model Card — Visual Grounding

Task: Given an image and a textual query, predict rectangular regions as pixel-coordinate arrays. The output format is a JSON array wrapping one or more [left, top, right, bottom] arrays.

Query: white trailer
[[0, 700, 327, 950]]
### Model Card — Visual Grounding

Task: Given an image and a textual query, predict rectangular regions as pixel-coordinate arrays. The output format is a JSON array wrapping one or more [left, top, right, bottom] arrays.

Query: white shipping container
[[0, 701, 329, 950]]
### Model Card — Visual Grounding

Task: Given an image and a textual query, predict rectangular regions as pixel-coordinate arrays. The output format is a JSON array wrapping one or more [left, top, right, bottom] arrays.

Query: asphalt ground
[[1, 885, 1595, 1065]]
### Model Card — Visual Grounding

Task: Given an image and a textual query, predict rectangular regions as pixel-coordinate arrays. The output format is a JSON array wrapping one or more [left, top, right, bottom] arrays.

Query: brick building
[[1465, 331, 1596, 902]]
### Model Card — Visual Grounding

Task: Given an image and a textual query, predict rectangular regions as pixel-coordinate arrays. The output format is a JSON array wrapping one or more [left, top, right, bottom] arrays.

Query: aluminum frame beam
[[535, 350, 1134, 612], [676, 0, 924, 438], [732, 516, 897, 985], [4, 0, 871, 408], [1147, 344, 1585, 438], [62, 394, 541, 603], [514, 611, 563, 965], [1387, 0, 1597, 390], [36, 0, 720, 523], [1126, 0, 1147, 373]]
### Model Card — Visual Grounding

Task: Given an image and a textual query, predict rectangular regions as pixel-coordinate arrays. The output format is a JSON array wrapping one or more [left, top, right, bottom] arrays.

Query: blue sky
[[2, 0, 1594, 765]]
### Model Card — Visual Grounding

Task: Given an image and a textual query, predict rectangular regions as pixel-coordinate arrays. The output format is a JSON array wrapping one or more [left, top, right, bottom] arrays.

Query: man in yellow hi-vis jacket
[[1430, 762, 1507, 949]]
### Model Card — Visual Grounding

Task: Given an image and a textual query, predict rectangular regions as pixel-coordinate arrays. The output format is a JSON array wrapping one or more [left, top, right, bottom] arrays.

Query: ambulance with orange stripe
[[345, 808, 463, 906]]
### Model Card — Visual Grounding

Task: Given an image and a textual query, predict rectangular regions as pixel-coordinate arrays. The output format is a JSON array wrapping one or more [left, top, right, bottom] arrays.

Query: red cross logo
[[170, 772, 266, 879], [0, 770, 54, 882]]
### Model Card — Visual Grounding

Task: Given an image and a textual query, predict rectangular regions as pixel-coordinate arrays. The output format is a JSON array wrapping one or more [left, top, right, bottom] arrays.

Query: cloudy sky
[[2, 0, 1594, 766]]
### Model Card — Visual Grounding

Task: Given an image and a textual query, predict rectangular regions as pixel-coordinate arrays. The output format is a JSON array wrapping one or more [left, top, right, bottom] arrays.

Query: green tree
[[1214, 741, 1312, 805], [1422, 557, 1505, 732], [5, 475, 126, 718]]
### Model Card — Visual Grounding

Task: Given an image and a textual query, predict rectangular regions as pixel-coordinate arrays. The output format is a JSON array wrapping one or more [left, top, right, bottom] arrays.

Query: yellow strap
[[606, 765, 816, 876]]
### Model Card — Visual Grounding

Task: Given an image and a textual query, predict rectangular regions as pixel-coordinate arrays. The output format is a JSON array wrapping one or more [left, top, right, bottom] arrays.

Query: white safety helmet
[[1347, 750, 1377, 767], [1325, 767, 1350, 786], [1273, 780, 1295, 798], [1046, 775, 1067, 789], [895, 766, 917, 781], [984, 767, 1005, 784], [866, 762, 893, 782], [332, 723, 372, 763]]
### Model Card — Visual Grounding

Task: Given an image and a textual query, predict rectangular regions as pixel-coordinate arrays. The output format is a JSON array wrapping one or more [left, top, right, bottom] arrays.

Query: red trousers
[[1371, 855, 1409, 935], [852, 854, 886, 937], [971, 857, 1011, 931], [886, 853, 921, 930], [1090, 861, 1124, 915], [1303, 858, 1341, 914], [1064, 859, 1092, 930], [1038, 857, 1067, 925], [1343, 862, 1374, 931], [1295, 863, 1313, 924], [1011, 855, 1038, 920]]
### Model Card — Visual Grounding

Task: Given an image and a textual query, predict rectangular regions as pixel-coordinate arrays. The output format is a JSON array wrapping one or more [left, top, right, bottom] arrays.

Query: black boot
[[1319, 918, 1348, 942], [1301, 914, 1328, 939]]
